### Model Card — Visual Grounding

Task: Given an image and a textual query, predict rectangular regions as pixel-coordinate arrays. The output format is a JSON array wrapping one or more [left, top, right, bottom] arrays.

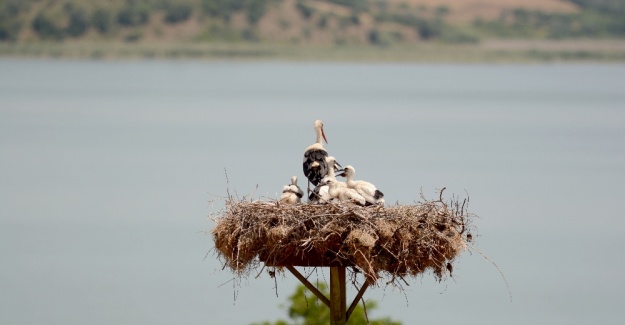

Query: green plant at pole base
[[251, 283, 402, 325]]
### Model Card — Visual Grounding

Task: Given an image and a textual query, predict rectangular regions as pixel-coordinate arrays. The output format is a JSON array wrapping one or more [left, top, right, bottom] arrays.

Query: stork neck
[[315, 127, 323, 144], [327, 182, 338, 196], [345, 174, 355, 187]]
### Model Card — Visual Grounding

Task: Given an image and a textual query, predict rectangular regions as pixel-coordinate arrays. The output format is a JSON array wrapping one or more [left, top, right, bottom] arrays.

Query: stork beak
[[337, 172, 346, 177], [321, 128, 328, 144], [334, 161, 343, 170]]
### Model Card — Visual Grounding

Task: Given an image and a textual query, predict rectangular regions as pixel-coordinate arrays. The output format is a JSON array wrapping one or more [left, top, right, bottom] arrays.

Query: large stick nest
[[212, 191, 474, 283]]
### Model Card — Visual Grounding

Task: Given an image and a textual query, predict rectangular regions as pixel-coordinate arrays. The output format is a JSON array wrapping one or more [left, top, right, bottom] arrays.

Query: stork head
[[319, 178, 336, 188], [338, 165, 355, 178], [326, 156, 342, 173], [314, 120, 328, 144], [290, 175, 298, 185]]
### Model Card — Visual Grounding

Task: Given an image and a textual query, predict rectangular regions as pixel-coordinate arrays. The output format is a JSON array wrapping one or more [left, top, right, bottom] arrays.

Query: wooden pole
[[346, 280, 370, 320], [330, 267, 346, 325], [285, 266, 330, 308], [278, 264, 370, 324]]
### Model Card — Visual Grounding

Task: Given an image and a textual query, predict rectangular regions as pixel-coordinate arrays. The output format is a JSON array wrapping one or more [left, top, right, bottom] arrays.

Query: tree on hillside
[[201, 0, 245, 21], [65, 5, 89, 37], [32, 12, 64, 40], [251, 283, 402, 325], [0, 0, 29, 41], [91, 8, 113, 34], [164, 2, 193, 24], [117, 2, 150, 27]]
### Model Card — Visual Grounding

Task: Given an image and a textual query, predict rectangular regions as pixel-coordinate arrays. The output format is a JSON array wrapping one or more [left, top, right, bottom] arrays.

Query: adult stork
[[309, 156, 344, 204], [303, 120, 329, 194], [339, 165, 385, 206], [280, 176, 304, 204]]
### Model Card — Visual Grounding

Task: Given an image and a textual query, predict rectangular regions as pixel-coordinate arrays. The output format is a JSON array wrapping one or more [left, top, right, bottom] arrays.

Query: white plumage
[[323, 178, 366, 206], [280, 176, 304, 204], [339, 165, 385, 206], [309, 156, 344, 204]]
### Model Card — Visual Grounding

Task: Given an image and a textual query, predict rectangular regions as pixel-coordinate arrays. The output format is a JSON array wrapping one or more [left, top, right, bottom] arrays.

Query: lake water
[[1, 60, 624, 325]]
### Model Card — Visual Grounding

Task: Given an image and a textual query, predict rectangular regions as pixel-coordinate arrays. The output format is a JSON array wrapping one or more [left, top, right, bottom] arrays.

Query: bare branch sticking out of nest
[[212, 192, 475, 284]]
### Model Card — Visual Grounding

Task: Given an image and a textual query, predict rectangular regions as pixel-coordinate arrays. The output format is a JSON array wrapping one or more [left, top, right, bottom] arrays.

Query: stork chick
[[339, 165, 384, 206], [280, 176, 304, 204]]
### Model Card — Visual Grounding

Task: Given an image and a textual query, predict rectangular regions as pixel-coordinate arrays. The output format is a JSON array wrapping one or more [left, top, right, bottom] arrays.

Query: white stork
[[280, 176, 304, 204], [309, 156, 344, 204], [322, 178, 366, 206], [339, 165, 385, 206], [303, 120, 329, 194]]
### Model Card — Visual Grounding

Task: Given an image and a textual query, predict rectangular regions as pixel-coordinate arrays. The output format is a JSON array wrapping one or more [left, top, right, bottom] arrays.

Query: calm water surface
[[1, 60, 624, 324]]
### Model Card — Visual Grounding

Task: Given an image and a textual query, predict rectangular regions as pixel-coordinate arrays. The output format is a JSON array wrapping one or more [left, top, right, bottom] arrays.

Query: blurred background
[[1, 0, 625, 60], [1, 1, 625, 325]]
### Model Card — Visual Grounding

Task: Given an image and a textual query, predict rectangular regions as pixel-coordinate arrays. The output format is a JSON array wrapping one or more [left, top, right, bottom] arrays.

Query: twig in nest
[[250, 184, 258, 202], [224, 168, 231, 200], [218, 277, 235, 288], [466, 243, 512, 302], [255, 265, 266, 279], [273, 269, 279, 297], [362, 297, 370, 324]]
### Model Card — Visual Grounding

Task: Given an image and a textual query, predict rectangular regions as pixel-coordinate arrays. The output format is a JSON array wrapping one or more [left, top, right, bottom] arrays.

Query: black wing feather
[[303, 148, 328, 186]]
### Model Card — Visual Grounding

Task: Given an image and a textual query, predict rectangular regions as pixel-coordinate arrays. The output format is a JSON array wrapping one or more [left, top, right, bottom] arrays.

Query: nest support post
[[285, 265, 370, 325], [330, 267, 347, 325]]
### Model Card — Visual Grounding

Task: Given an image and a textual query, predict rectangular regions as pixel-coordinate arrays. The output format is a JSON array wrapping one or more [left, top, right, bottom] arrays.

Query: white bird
[[339, 165, 385, 206], [303, 120, 329, 193], [322, 178, 366, 206], [280, 176, 304, 204], [309, 156, 344, 204]]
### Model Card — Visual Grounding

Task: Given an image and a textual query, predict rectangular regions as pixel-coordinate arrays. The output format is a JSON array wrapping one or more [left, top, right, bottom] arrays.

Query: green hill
[[2, 0, 624, 43], [1, 0, 624, 60]]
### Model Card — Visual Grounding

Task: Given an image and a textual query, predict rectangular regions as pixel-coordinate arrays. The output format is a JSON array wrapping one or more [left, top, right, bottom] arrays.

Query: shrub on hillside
[[164, 3, 193, 24], [441, 27, 480, 43], [246, 0, 268, 25], [201, 0, 245, 21], [296, 0, 314, 19], [327, 0, 368, 12], [32, 12, 64, 40], [0, 0, 31, 41], [92, 9, 113, 34], [117, 4, 149, 27], [66, 7, 89, 37], [0, 14, 20, 41]]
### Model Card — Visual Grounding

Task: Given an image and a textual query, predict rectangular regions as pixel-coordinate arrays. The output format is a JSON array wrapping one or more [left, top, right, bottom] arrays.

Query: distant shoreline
[[2, 39, 624, 62]]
